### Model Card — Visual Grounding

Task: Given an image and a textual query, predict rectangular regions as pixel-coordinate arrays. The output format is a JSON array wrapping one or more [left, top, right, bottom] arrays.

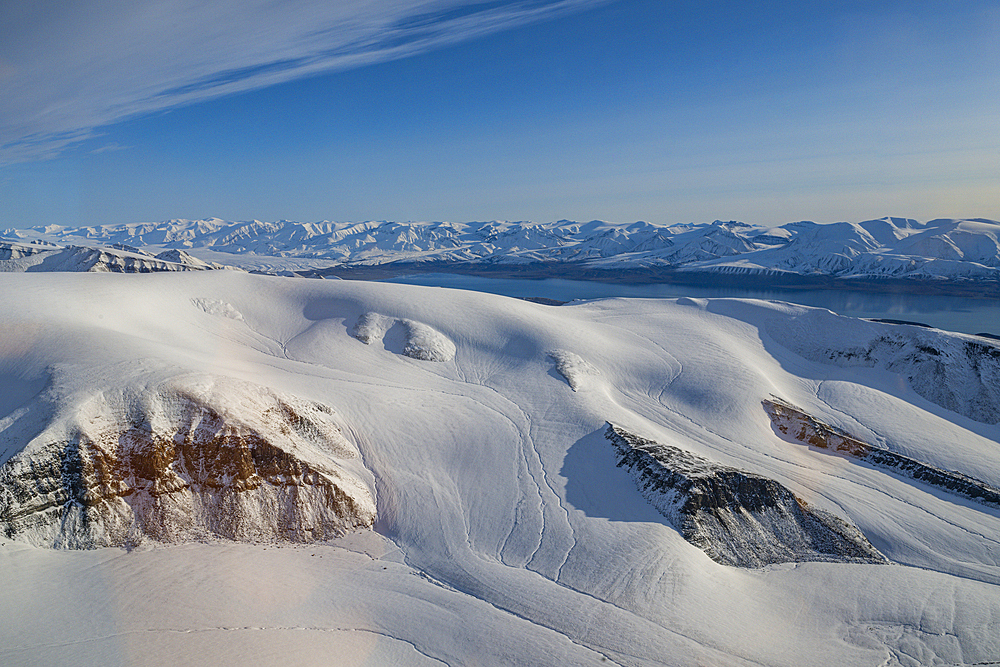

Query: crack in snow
[[407, 567, 632, 667], [482, 387, 576, 581]]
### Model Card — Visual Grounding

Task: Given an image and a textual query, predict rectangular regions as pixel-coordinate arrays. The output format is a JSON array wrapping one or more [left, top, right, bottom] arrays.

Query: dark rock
[[605, 423, 887, 567]]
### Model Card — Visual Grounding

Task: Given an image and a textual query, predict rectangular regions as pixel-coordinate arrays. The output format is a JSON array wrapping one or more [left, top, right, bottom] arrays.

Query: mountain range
[[6, 217, 1000, 286]]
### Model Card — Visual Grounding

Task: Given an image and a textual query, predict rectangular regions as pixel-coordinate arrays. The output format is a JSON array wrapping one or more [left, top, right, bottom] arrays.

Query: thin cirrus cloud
[[0, 0, 606, 165]]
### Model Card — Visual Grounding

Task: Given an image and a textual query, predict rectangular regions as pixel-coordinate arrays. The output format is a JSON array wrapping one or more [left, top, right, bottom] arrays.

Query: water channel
[[384, 273, 1000, 337]]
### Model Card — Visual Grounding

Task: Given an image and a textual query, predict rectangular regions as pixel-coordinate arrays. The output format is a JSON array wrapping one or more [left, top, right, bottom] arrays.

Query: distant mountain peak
[[6, 216, 1000, 282]]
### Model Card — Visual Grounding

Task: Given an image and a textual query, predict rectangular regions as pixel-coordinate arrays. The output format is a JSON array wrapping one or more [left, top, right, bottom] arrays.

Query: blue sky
[[1, 0, 997, 228]]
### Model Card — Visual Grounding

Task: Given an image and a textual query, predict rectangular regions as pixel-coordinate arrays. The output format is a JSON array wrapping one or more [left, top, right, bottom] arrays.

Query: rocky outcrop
[[154, 248, 214, 268], [764, 397, 1000, 508], [606, 423, 887, 567], [0, 241, 48, 261], [772, 316, 1000, 425], [0, 376, 375, 548]]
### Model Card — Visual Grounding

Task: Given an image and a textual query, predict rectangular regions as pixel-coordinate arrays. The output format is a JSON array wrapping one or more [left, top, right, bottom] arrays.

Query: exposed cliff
[[0, 376, 375, 549], [764, 397, 1000, 508], [606, 423, 887, 567]]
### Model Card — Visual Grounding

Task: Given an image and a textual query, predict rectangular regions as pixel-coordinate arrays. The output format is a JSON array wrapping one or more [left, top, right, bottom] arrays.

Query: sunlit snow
[[1, 271, 998, 666]]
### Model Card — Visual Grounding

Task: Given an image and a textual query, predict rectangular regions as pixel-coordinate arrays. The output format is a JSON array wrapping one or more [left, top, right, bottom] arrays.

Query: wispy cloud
[[89, 142, 131, 155], [0, 0, 605, 165]]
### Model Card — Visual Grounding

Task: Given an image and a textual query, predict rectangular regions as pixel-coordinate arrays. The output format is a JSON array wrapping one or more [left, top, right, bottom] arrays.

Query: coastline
[[299, 261, 1000, 300]]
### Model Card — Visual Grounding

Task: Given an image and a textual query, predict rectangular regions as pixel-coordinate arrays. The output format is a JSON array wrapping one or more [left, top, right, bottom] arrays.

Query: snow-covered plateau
[[1, 270, 999, 666], [6, 217, 1000, 289]]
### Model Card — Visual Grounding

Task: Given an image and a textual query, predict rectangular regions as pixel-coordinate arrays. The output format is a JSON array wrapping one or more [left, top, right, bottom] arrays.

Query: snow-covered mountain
[[1, 271, 998, 666], [6, 216, 1000, 283], [0, 239, 228, 273]]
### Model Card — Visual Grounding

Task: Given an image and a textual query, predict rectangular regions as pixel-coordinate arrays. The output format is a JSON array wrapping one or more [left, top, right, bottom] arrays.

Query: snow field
[[0, 270, 997, 666]]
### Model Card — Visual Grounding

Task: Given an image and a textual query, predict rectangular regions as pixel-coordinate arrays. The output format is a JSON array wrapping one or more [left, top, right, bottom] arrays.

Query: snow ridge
[[605, 423, 887, 567], [0, 240, 227, 273], [767, 307, 1000, 424]]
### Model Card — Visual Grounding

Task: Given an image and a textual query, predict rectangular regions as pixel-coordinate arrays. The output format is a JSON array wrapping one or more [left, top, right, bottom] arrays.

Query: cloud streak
[[0, 0, 605, 165]]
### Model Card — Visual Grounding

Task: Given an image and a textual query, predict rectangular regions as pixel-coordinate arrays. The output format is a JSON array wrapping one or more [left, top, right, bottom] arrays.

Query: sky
[[1, 0, 998, 229]]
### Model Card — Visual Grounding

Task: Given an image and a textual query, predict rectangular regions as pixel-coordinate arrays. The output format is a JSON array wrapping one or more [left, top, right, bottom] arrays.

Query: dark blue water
[[384, 273, 1000, 337]]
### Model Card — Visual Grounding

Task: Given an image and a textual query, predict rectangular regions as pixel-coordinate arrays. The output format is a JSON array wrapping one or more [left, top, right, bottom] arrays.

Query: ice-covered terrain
[[1, 271, 999, 666], [6, 217, 1000, 285]]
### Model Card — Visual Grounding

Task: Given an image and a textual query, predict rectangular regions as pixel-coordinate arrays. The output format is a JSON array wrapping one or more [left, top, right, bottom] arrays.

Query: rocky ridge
[[0, 240, 227, 273], [0, 375, 375, 548], [605, 423, 887, 567], [765, 307, 1000, 424], [764, 397, 1000, 508]]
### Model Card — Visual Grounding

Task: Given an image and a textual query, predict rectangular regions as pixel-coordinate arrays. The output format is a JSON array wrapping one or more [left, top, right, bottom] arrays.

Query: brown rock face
[[0, 377, 376, 548], [763, 398, 871, 457], [763, 397, 1000, 508]]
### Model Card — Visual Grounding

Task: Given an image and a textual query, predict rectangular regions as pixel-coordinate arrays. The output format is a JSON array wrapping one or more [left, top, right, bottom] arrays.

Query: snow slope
[[6, 216, 1000, 282], [0, 271, 998, 666]]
